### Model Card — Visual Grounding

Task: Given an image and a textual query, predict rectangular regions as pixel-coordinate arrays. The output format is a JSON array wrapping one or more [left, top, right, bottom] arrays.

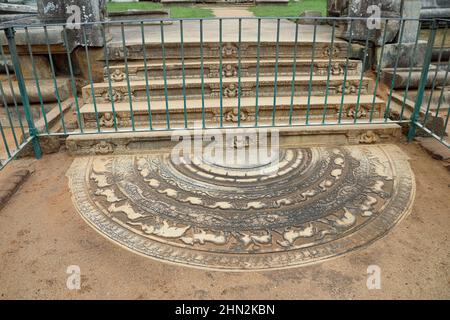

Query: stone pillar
[[376, 0, 425, 69], [36, 0, 107, 50]]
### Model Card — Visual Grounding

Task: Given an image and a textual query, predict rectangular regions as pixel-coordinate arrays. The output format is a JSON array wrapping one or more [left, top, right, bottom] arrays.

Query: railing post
[[407, 21, 437, 142], [4, 27, 42, 159]]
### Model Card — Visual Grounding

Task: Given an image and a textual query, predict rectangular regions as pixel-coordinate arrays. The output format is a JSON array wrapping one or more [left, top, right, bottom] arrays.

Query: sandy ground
[[0, 141, 449, 300]]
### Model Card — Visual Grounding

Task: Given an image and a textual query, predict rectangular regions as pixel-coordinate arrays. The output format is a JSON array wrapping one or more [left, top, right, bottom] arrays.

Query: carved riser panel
[[81, 104, 384, 129], [83, 80, 370, 103], [105, 61, 361, 81], [106, 42, 350, 61]]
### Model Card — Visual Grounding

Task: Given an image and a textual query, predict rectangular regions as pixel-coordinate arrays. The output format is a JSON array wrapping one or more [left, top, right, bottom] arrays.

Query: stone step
[[105, 58, 362, 81], [80, 95, 386, 129], [82, 75, 372, 103], [66, 123, 402, 156], [107, 41, 352, 62]]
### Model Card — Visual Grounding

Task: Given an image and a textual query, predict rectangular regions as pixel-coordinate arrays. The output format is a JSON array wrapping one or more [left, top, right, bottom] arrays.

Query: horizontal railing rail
[[0, 16, 448, 168]]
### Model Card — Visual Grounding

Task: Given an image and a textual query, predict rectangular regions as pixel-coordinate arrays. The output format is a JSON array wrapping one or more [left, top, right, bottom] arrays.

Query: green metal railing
[[0, 16, 449, 170]]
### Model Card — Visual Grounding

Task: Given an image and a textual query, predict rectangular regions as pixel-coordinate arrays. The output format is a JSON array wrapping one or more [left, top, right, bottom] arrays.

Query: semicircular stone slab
[[66, 144, 415, 271]]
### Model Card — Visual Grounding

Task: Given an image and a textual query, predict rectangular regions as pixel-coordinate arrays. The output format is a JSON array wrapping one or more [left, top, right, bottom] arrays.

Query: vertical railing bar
[[254, 18, 261, 127], [289, 21, 299, 126], [24, 26, 49, 134], [338, 19, 355, 123], [219, 19, 224, 128], [322, 20, 336, 124], [369, 18, 389, 122], [200, 19, 206, 129], [431, 57, 450, 134], [400, 21, 422, 121], [62, 26, 84, 133], [160, 20, 170, 129], [179, 20, 187, 129], [44, 25, 67, 133], [121, 22, 136, 131], [440, 101, 450, 141], [385, 19, 406, 122], [0, 120, 11, 158], [0, 41, 25, 137], [101, 24, 118, 132], [237, 18, 243, 127], [0, 82, 19, 148], [305, 20, 317, 125], [423, 22, 447, 126], [81, 25, 100, 132], [408, 20, 437, 141], [140, 22, 153, 131], [4, 27, 41, 159], [272, 18, 280, 127], [354, 27, 371, 124]]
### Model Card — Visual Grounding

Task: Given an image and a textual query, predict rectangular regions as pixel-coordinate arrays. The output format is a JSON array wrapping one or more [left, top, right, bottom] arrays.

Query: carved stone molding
[[66, 145, 415, 270]]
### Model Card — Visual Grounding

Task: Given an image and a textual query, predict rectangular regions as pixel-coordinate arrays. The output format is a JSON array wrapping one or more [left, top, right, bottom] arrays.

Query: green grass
[[249, 0, 327, 17], [169, 6, 214, 19], [106, 2, 214, 19]]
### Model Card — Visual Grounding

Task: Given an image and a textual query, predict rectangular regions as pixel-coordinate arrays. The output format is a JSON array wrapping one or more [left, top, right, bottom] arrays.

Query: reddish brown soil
[[0, 141, 449, 299]]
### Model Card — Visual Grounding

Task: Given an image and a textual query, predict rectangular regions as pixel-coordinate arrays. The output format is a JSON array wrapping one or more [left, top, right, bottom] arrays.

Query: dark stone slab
[[36, 0, 107, 50], [0, 2, 36, 14]]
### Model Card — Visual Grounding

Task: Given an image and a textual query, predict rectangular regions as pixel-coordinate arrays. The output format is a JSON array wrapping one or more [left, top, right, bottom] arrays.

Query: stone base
[[108, 9, 171, 25], [66, 143, 414, 270], [66, 123, 401, 156]]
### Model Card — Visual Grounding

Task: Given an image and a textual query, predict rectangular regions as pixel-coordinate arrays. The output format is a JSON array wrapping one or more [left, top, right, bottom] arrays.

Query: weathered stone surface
[[421, 0, 450, 19], [108, 9, 170, 25], [106, 41, 351, 62], [66, 144, 414, 270], [333, 0, 402, 46], [66, 124, 401, 156], [19, 55, 52, 80], [0, 2, 36, 14], [105, 59, 361, 82], [0, 78, 71, 104], [401, 0, 421, 43], [376, 41, 427, 69], [416, 137, 450, 160], [71, 46, 105, 82], [81, 75, 371, 104], [297, 10, 324, 25], [36, 0, 107, 50], [380, 67, 449, 89]]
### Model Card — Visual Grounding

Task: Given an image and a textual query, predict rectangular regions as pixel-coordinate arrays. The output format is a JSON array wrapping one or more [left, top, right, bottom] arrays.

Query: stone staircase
[[79, 38, 387, 131]]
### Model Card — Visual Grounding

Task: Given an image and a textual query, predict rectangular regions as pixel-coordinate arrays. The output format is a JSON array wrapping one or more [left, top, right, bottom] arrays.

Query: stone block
[[0, 3, 36, 14], [36, 0, 107, 50], [376, 41, 427, 69], [108, 9, 171, 25], [336, 0, 402, 46], [0, 78, 71, 104], [19, 55, 52, 80], [401, 0, 421, 43], [297, 11, 324, 25], [416, 137, 450, 161], [380, 67, 449, 90]]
